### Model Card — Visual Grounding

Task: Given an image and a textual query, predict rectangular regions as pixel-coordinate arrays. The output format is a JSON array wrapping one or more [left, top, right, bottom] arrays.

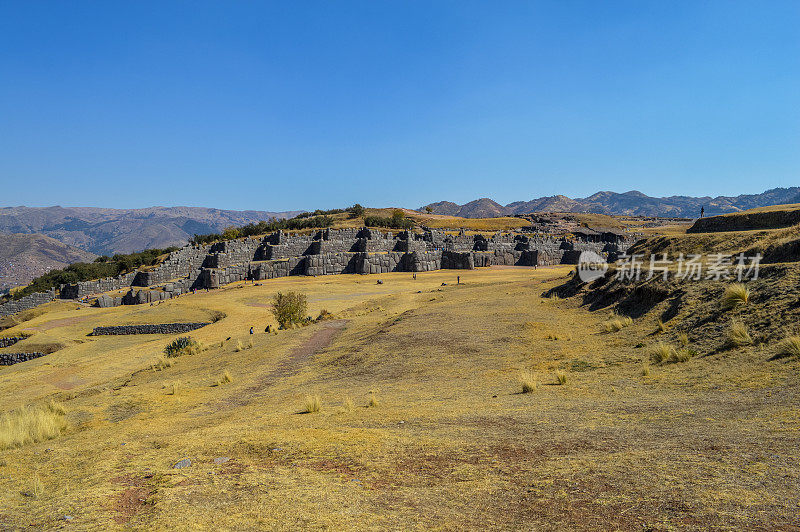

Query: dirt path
[[212, 319, 348, 411]]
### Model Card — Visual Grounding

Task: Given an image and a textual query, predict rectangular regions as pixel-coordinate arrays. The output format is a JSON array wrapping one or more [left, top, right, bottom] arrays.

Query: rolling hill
[[0, 233, 97, 294], [0, 206, 302, 256], [421, 186, 800, 218]]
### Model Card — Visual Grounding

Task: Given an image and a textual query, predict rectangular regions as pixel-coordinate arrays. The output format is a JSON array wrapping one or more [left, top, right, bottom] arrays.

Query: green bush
[[271, 291, 309, 329], [190, 215, 335, 245], [6, 247, 178, 301], [164, 337, 202, 357]]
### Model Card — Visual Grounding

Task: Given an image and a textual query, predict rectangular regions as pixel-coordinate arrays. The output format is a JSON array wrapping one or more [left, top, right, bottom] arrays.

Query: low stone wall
[[91, 323, 210, 336], [0, 291, 56, 317], [0, 352, 47, 366], [0, 336, 26, 348]]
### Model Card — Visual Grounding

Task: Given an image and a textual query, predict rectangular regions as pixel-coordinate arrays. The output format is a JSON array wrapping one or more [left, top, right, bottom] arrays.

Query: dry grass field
[[1, 261, 799, 529]]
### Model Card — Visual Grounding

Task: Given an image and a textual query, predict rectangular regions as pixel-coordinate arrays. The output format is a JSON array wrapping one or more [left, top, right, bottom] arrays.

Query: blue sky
[[1, 1, 798, 211]]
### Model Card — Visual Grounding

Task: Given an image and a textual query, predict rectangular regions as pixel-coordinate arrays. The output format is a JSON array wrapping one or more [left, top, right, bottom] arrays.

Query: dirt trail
[[212, 319, 348, 411]]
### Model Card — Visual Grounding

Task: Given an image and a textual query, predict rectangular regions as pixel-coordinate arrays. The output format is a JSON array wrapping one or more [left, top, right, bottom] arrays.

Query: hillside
[[0, 206, 302, 256], [1, 263, 798, 528], [421, 186, 800, 218], [0, 234, 96, 294]]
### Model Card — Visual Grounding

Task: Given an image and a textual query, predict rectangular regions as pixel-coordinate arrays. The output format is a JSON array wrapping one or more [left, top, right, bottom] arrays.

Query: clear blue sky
[[1, 1, 798, 211]]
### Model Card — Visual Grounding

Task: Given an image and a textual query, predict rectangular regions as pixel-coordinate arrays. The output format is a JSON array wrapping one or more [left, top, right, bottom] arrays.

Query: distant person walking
[[249, 327, 254, 335], [700, 206, 705, 218]]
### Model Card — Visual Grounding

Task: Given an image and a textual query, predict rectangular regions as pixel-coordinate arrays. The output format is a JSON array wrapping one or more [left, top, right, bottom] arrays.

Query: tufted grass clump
[[656, 319, 666, 334], [519, 371, 538, 393], [726, 320, 753, 347], [343, 396, 355, 411], [773, 336, 800, 359], [151, 356, 175, 371], [650, 341, 696, 364], [721, 283, 750, 310], [164, 336, 202, 358], [677, 332, 689, 347], [649, 342, 676, 364], [303, 395, 321, 413], [0, 402, 68, 450], [602, 316, 633, 332], [213, 370, 233, 386], [554, 372, 567, 385], [367, 391, 380, 408]]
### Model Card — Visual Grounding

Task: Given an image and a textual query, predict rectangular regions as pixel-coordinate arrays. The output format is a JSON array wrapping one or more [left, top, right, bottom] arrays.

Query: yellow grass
[[721, 283, 751, 310], [0, 265, 797, 528], [519, 371, 538, 393], [727, 320, 753, 347], [602, 315, 633, 332], [774, 336, 800, 359], [0, 402, 68, 450], [303, 395, 322, 413]]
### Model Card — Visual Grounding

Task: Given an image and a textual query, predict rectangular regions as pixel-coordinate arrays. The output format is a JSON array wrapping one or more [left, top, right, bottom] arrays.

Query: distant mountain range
[[420, 187, 800, 218], [0, 233, 97, 294], [0, 206, 302, 256]]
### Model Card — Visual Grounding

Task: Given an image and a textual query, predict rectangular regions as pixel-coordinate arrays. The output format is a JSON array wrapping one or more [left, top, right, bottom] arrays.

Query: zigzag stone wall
[[15, 227, 631, 314]]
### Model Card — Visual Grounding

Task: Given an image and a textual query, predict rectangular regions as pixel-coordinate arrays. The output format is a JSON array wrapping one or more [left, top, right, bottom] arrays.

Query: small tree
[[425, 206, 433, 214], [221, 226, 241, 240], [349, 203, 365, 218], [271, 291, 308, 329]]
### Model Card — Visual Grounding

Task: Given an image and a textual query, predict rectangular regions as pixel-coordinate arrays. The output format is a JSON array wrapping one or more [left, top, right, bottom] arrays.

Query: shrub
[[555, 372, 567, 385], [8, 247, 178, 301], [519, 371, 537, 393], [774, 336, 800, 359], [272, 291, 308, 329], [208, 310, 226, 323], [303, 395, 321, 413], [726, 320, 753, 347], [164, 337, 201, 357], [348, 204, 365, 218], [602, 316, 632, 332], [0, 402, 68, 450], [721, 283, 750, 310]]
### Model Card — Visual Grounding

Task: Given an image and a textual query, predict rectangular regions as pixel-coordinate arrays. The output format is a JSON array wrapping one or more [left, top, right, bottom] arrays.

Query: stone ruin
[[0, 226, 632, 315]]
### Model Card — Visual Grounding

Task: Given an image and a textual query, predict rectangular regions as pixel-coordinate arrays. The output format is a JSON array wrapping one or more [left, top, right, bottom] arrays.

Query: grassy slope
[[0, 266, 798, 529]]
